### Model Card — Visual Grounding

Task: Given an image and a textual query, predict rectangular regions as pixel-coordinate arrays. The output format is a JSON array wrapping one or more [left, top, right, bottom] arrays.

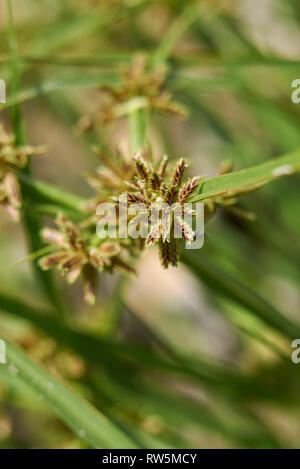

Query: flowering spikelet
[[171, 158, 185, 187], [180, 219, 194, 243], [150, 171, 161, 191], [170, 238, 179, 267], [127, 193, 150, 206], [158, 155, 168, 178], [135, 158, 149, 181], [178, 177, 200, 205], [158, 239, 171, 269], [39, 213, 130, 305], [78, 55, 187, 129], [164, 185, 178, 205], [160, 183, 169, 199], [83, 146, 136, 217], [146, 222, 160, 247]]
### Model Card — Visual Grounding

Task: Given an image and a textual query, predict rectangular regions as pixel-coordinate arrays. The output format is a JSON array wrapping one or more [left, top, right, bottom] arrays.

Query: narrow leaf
[[2, 338, 140, 449], [190, 149, 300, 202]]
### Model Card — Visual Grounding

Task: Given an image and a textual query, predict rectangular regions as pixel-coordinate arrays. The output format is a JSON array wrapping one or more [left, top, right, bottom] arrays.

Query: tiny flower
[[150, 171, 162, 192], [135, 158, 150, 181], [158, 239, 171, 269], [171, 158, 186, 187], [78, 55, 187, 130], [164, 185, 178, 205], [178, 177, 200, 205]]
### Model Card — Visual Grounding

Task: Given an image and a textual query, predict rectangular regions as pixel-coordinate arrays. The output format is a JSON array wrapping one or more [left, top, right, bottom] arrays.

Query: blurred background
[[0, 0, 300, 449]]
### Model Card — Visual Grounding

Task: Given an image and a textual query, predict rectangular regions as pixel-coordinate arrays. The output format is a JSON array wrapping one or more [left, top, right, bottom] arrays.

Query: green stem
[[18, 172, 86, 212], [3, 338, 140, 449], [6, 0, 64, 314], [151, 4, 199, 68], [129, 107, 148, 153]]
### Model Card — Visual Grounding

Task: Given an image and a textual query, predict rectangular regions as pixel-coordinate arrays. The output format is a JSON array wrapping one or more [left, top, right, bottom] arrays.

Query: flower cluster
[[0, 125, 44, 221], [39, 213, 136, 305], [123, 154, 201, 268], [38, 148, 249, 303], [0, 123, 242, 303], [83, 146, 136, 213], [78, 55, 187, 131]]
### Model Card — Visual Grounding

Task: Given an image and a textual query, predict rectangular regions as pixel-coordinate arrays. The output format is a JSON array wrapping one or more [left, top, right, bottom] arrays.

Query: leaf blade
[[190, 149, 300, 202], [3, 339, 140, 449]]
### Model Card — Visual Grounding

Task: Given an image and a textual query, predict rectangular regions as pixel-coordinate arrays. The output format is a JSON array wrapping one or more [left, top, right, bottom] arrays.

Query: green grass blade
[[0, 292, 270, 398], [5, 0, 63, 312], [0, 73, 120, 110], [6, 0, 25, 140], [2, 338, 140, 449], [152, 4, 199, 67], [190, 149, 300, 202], [18, 172, 86, 213], [129, 107, 148, 153]]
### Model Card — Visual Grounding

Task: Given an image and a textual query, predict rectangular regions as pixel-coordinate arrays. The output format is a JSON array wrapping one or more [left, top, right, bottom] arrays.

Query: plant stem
[[3, 338, 140, 449], [151, 4, 199, 68], [129, 107, 148, 153], [18, 172, 86, 212], [6, 0, 64, 315]]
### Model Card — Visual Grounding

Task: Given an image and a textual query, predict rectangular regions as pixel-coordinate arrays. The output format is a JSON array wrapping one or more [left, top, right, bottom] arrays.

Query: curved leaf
[[2, 338, 140, 449]]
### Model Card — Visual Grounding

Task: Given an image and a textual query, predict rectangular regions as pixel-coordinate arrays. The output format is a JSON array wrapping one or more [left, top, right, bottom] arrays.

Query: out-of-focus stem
[[18, 172, 86, 212], [129, 107, 148, 153]]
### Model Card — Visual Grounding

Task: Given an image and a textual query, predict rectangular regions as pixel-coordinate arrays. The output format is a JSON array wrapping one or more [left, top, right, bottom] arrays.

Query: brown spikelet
[[180, 219, 194, 243], [39, 252, 69, 270], [127, 193, 150, 206], [135, 159, 149, 181], [150, 171, 161, 191], [178, 177, 200, 204], [159, 239, 170, 269], [146, 223, 160, 246], [161, 183, 169, 199], [128, 178, 147, 197], [61, 254, 85, 271], [170, 238, 179, 267], [171, 158, 185, 187], [57, 213, 86, 252], [126, 180, 140, 191], [165, 185, 178, 205], [157, 155, 168, 178]]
